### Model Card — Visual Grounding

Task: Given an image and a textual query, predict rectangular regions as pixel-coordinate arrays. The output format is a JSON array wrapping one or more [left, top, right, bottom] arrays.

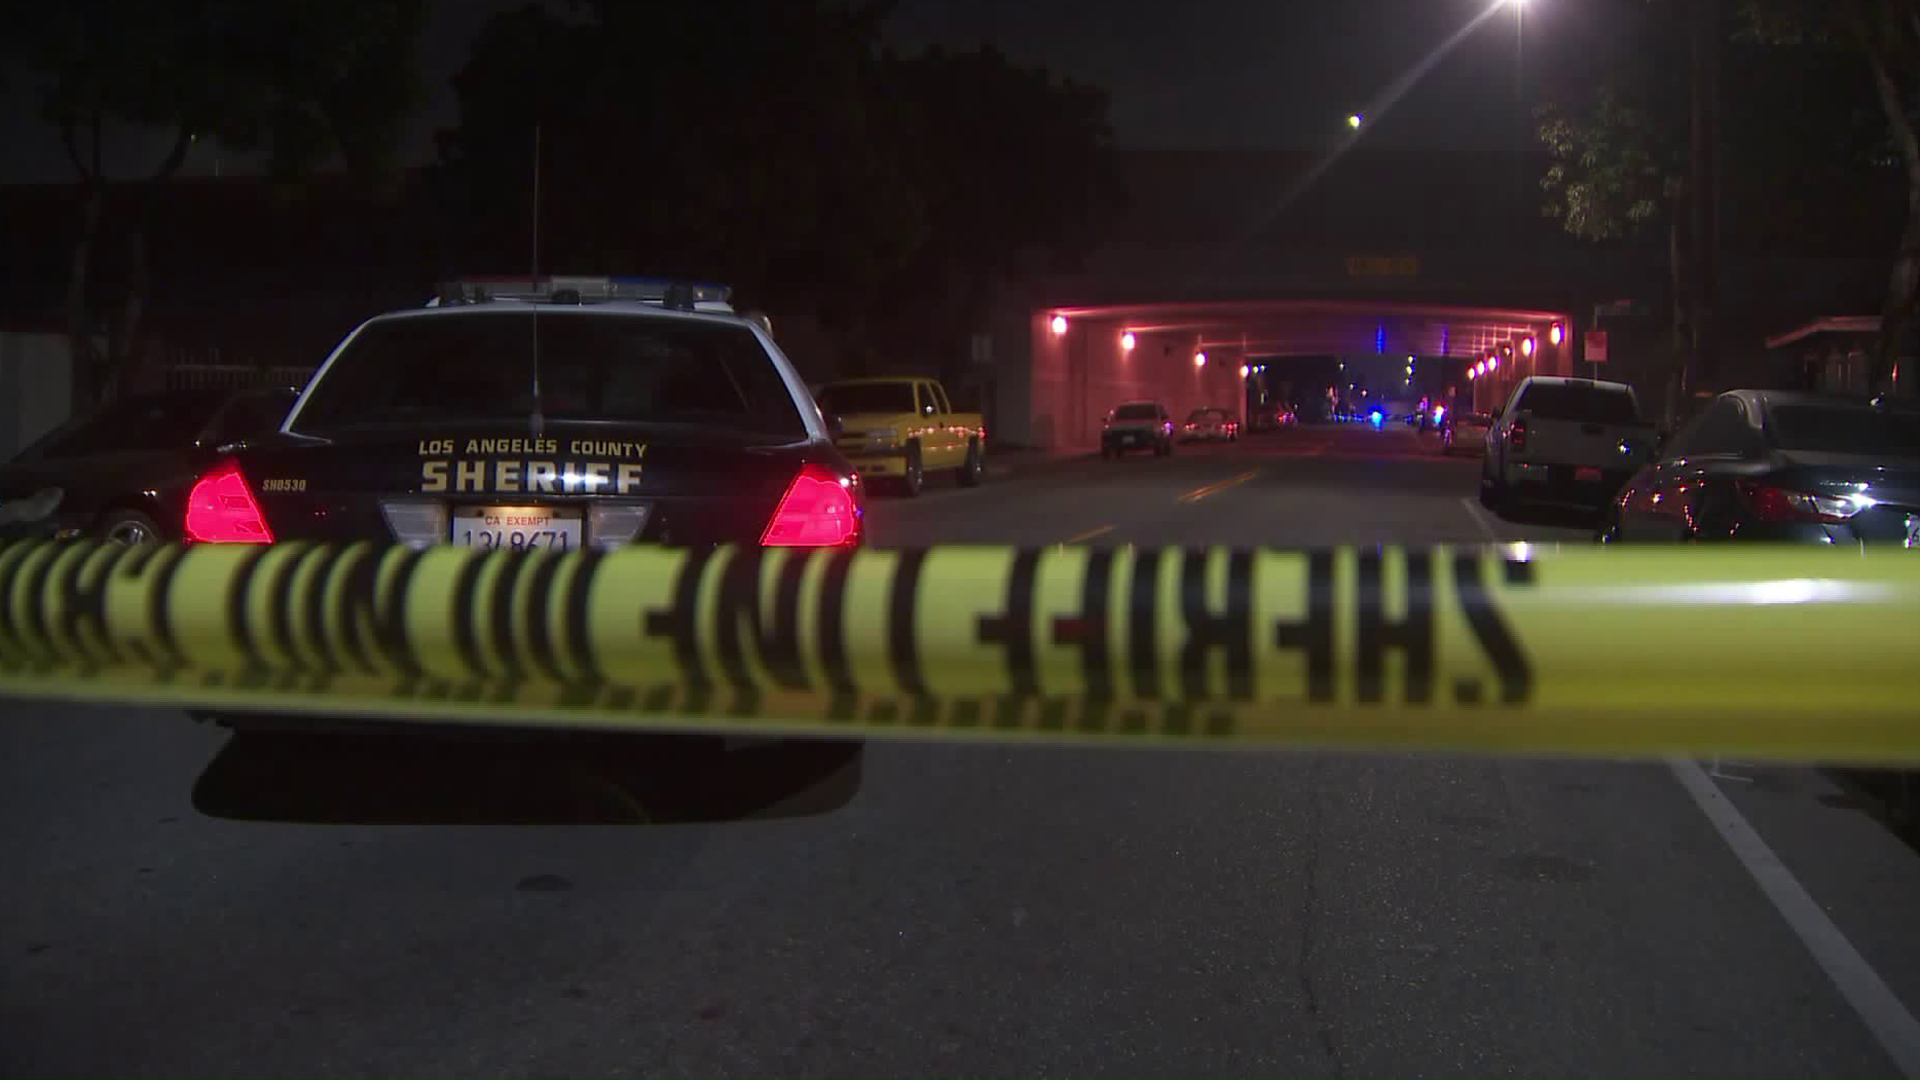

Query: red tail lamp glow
[[185, 460, 274, 543], [761, 464, 860, 547]]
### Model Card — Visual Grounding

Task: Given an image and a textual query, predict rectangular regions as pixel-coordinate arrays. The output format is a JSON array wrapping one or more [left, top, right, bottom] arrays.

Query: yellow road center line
[[1178, 469, 1261, 504], [1060, 524, 1116, 545]]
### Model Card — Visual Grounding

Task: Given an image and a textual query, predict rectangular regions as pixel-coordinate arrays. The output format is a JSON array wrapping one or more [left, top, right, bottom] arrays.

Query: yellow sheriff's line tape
[[0, 538, 1916, 763]]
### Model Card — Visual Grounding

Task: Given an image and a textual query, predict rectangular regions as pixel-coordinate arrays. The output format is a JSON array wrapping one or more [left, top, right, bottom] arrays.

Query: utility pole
[[1687, 0, 1722, 400]]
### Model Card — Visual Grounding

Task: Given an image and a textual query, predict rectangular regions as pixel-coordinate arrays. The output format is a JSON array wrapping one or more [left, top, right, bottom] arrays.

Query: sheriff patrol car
[[182, 276, 866, 552]]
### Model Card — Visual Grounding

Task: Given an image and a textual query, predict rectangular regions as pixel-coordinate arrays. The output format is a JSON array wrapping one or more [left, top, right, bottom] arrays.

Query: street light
[[1121, 331, 1136, 351], [1347, 113, 1364, 129], [1549, 322, 1564, 346], [1520, 335, 1535, 357], [1194, 352, 1207, 368], [1050, 315, 1068, 335]]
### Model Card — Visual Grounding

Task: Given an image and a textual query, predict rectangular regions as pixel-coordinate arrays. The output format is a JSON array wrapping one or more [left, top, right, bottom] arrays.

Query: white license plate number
[[452, 508, 581, 551]]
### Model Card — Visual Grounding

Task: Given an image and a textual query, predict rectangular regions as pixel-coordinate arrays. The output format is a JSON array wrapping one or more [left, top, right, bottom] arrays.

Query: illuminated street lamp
[[1549, 322, 1564, 346], [1050, 315, 1068, 335], [1194, 352, 1207, 368], [1521, 335, 1536, 357], [1488, 355, 1500, 372], [1121, 330, 1136, 351], [1347, 113, 1364, 130], [1239, 364, 1250, 378]]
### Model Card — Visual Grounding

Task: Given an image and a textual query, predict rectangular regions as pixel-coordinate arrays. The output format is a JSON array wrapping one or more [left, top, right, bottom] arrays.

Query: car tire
[[899, 444, 924, 497], [958, 439, 984, 487], [98, 508, 163, 546]]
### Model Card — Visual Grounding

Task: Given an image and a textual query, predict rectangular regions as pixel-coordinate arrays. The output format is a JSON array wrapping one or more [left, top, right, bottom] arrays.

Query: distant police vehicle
[[181, 275, 865, 553]]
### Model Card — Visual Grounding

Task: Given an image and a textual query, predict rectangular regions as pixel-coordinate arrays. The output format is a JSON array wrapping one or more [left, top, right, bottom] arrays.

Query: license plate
[[1575, 467, 1603, 483], [451, 507, 582, 551], [1122, 435, 1138, 445]]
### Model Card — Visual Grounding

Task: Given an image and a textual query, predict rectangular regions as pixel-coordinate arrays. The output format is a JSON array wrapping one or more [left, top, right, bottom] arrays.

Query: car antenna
[[528, 122, 546, 439]]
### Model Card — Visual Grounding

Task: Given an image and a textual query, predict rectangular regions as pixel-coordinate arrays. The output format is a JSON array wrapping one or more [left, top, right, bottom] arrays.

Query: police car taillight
[[185, 461, 274, 544], [761, 465, 859, 547]]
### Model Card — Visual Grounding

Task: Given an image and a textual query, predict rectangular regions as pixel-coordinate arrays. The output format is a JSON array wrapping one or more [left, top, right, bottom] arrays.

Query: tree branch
[[149, 126, 193, 183], [59, 118, 95, 185], [1848, 2, 1920, 190]]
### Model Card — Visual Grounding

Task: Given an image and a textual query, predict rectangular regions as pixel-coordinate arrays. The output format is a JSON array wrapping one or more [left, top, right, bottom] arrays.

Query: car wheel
[[99, 508, 163, 546], [958, 439, 984, 487], [899, 444, 924, 497]]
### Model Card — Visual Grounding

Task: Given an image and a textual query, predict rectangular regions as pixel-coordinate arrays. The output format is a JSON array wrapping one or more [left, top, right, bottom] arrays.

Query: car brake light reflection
[[762, 464, 860, 546], [1738, 480, 1865, 524], [185, 461, 274, 543]]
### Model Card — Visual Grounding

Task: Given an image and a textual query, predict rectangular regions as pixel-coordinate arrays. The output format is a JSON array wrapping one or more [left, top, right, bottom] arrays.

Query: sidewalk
[[982, 444, 1096, 478]]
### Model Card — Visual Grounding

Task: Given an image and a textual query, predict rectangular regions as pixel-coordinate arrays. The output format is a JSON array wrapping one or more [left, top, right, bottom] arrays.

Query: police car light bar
[[431, 276, 733, 310]]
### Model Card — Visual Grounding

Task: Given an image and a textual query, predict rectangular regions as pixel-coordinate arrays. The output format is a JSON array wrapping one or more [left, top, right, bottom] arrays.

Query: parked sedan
[[1600, 389, 1920, 545], [1180, 406, 1239, 443], [0, 386, 300, 544], [1438, 410, 1494, 456]]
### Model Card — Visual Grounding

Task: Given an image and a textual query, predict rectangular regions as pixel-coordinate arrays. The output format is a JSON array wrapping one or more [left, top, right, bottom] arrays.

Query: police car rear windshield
[[816, 383, 916, 415], [1768, 404, 1920, 457], [1514, 383, 1641, 424], [292, 311, 806, 439]]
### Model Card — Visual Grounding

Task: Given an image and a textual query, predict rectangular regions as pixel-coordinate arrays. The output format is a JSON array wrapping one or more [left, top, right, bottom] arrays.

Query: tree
[[433, 2, 1124, 375], [3, 0, 427, 406], [1535, 2, 1695, 416], [434, 1, 928, 348], [1537, 0, 1896, 411], [872, 44, 1125, 373], [1740, 0, 1920, 393]]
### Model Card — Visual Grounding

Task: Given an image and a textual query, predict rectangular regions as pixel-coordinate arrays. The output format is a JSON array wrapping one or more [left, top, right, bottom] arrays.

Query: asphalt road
[[5, 422, 1918, 1077]]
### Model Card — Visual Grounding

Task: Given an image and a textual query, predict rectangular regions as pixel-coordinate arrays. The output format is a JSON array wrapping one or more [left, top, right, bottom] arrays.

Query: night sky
[[0, 0, 1636, 184]]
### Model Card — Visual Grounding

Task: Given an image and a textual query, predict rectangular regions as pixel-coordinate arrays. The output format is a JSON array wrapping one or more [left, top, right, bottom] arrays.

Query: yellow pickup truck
[[814, 377, 986, 496]]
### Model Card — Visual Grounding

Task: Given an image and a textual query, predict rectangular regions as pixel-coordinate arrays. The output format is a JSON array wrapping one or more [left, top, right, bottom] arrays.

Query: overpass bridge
[[978, 150, 1890, 448]]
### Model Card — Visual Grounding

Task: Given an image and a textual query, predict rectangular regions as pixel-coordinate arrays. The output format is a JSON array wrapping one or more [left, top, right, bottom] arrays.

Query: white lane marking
[[1459, 496, 1501, 541], [1669, 758, 1920, 1078]]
